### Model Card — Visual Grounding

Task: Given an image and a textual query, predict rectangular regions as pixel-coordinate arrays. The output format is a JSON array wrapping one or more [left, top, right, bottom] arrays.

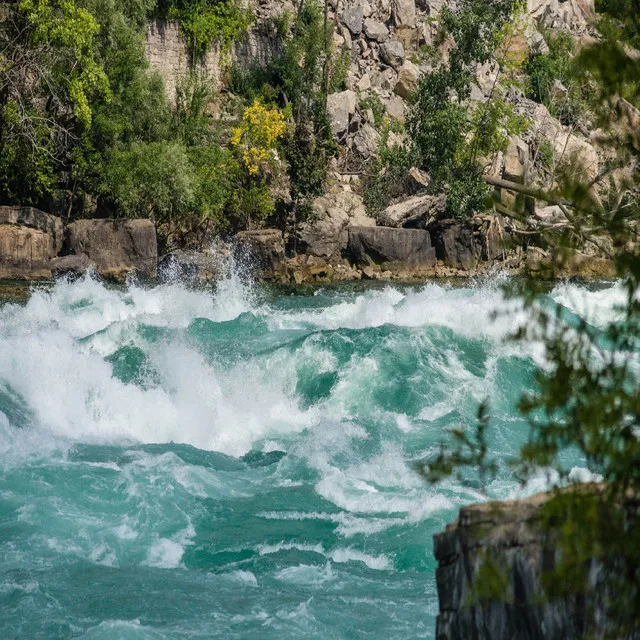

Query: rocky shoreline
[[0, 204, 615, 285]]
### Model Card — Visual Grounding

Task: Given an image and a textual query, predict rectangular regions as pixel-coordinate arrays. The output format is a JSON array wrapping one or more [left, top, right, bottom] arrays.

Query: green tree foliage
[[0, 0, 258, 241], [0, 0, 110, 204], [418, 6, 640, 630], [406, 0, 520, 220], [525, 31, 588, 126], [595, 0, 640, 49], [155, 0, 250, 58], [231, 1, 336, 224]]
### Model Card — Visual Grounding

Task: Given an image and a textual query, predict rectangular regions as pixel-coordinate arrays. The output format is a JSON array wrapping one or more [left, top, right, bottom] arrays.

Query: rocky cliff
[[140, 0, 620, 283], [433, 491, 638, 640]]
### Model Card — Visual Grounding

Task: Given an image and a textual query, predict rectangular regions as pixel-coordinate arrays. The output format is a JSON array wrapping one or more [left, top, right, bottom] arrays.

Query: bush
[[525, 31, 586, 126]]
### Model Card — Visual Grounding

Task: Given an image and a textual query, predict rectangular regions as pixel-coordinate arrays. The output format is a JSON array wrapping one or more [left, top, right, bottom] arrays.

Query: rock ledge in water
[[434, 488, 626, 640]]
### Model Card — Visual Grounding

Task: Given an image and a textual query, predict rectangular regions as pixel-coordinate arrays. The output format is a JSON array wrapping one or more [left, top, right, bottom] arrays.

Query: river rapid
[[0, 270, 623, 638]]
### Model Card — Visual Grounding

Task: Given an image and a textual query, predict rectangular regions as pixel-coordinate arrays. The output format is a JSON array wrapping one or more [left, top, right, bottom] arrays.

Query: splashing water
[[0, 270, 623, 638]]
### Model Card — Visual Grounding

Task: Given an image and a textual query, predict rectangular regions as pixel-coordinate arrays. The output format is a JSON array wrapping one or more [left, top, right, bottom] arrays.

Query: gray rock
[[392, 0, 416, 26], [342, 6, 364, 35], [503, 135, 529, 184], [395, 59, 420, 97], [299, 191, 374, 259], [348, 226, 436, 268], [158, 249, 224, 282], [382, 95, 406, 121], [380, 39, 405, 68], [378, 193, 445, 228], [363, 18, 389, 42], [433, 487, 627, 640], [234, 229, 286, 281], [430, 220, 479, 270], [372, 67, 398, 90], [326, 89, 357, 138], [0, 205, 63, 254], [353, 124, 381, 158], [67, 219, 157, 281], [50, 253, 95, 277]]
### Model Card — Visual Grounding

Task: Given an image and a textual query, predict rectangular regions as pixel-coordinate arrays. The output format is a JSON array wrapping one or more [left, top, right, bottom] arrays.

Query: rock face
[[234, 228, 286, 281], [0, 226, 56, 280], [348, 226, 436, 270], [0, 206, 63, 279], [433, 489, 625, 640], [0, 205, 63, 254], [430, 221, 479, 270], [298, 191, 375, 260], [158, 249, 225, 282], [66, 219, 157, 281]]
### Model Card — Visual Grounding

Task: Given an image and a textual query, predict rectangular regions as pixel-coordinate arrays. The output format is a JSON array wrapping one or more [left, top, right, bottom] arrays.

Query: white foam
[[256, 541, 391, 570], [144, 538, 185, 569], [274, 562, 335, 585], [224, 570, 258, 587]]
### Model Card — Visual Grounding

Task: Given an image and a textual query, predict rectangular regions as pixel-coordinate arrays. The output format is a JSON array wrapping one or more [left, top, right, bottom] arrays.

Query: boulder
[[158, 249, 225, 282], [395, 59, 420, 97], [531, 103, 598, 181], [392, 0, 416, 26], [382, 95, 406, 121], [348, 226, 437, 269], [0, 225, 56, 280], [378, 193, 446, 228], [503, 136, 529, 184], [363, 18, 389, 42], [430, 221, 479, 270], [380, 39, 405, 68], [342, 6, 364, 35], [66, 219, 157, 281], [433, 485, 624, 640], [299, 191, 374, 259], [234, 229, 286, 281], [0, 205, 63, 254], [50, 253, 95, 277], [353, 123, 381, 158], [326, 89, 357, 138]]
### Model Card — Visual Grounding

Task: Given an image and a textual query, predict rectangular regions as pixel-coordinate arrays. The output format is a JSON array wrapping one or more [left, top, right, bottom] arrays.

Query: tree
[[418, 5, 640, 631], [0, 0, 109, 205], [229, 99, 288, 229], [406, 0, 521, 220]]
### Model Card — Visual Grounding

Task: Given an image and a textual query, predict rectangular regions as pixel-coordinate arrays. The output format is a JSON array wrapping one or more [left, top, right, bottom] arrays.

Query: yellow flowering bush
[[231, 100, 288, 175]]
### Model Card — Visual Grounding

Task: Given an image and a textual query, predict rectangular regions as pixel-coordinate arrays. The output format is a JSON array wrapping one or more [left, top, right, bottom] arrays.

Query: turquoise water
[[0, 271, 622, 639]]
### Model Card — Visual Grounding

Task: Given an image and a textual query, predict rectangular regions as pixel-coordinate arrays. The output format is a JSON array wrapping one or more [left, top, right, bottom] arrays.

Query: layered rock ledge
[[433, 491, 635, 640]]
